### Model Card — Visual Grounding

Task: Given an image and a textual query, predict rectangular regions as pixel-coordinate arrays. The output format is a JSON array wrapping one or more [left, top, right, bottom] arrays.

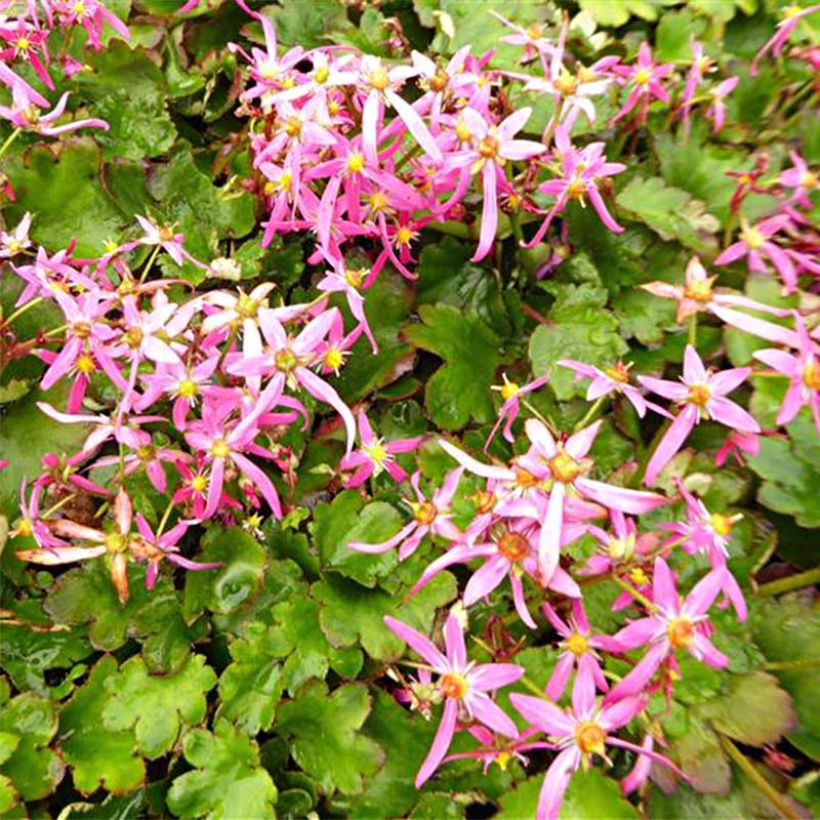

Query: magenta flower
[[11, 481, 67, 551], [339, 411, 423, 487], [642, 255, 799, 347], [715, 216, 797, 293], [131, 515, 222, 590], [521, 419, 665, 582], [606, 558, 729, 702], [510, 681, 680, 820], [384, 612, 523, 787], [751, 3, 820, 75], [486, 373, 550, 447], [542, 600, 619, 698], [526, 126, 625, 246], [715, 429, 760, 468], [754, 313, 820, 432], [0, 85, 109, 136], [451, 106, 545, 261], [0, 20, 54, 90], [442, 725, 550, 774], [227, 306, 357, 451], [639, 345, 760, 486], [705, 77, 739, 133], [779, 151, 818, 208], [611, 42, 673, 125], [558, 359, 648, 417], [55, 0, 131, 50], [349, 468, 463, 559]]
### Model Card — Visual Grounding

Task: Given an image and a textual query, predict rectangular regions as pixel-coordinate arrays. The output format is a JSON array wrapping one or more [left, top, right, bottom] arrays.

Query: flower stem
[[573, 396, 607, 433], [138, 244, 161, 285], [756, 567, 820, 598], [763, 659, 820, 671], [0, 128, 21, 163], [156, 496, 177, 538], [718, 734, 799, 820], [2, 297, 43, 328], [687, 313, 698, 347], [613, 575, 657, 611]]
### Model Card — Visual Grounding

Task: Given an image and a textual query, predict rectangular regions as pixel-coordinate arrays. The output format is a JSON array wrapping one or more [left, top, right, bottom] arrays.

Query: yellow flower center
[[608, 533, 636, 561], [124, 327, 143, 349], [324, 347, 345, 371], [514, 467, 539, 489], [500, 381, 520, 400], [178, 379, 198, 399], [567, 178, 586, 200], [710, 513, 734, 537], [439, 672, 469, 699], [236, 293, 258, 318], [365, 441, 388, 464], [284, 116, 302, 138], [428, 69, 449, 92], [414, 501, 438, 526], [105, 531, 127, 553], [368, 191, 389, 212], [314, 65, 329, 84], [496, 531, 530, 562], [742, 227, 765, 250], [274, 348, 297, 372], [368, 67, 391, 91], [76, 354, 96, 374], [605, 362, 631, 383], [634, 68, 651, 86], [565, 632, 589, 657], [478, 135, 500, 160], [800, 171, 817, 189], [454, 119, 472, 143], [16, 37, 30, 51], [347, 152, 365, 174], [472, 490, 497, 515], [630, 567, 649, 586], [73, 0, 85, 14], [396, 226, 415, 246], [554, 71, 577, 96], [191, 475, 208, 493], [549, 450, 582, 484], [344, 268, 367, 289], [667, 618, 695, 648], [803, 361, 820, 390], [684, 277, 715, 303], [688, 384, 711, 407], [210, 439, 231, 459], [575, 721, 607, 755]]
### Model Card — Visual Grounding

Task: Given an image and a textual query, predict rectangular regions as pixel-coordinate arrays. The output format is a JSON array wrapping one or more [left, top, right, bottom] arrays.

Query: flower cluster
[[2, 2, 819, 818]]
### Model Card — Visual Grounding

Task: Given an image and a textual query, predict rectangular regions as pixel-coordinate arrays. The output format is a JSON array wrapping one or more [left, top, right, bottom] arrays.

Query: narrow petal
[[537, 747, 579, 820], [468, 692, 519, 738], [644, 406, 697, 486], [443, 612, 467, 669], [509, 694, 575, 737], [383, 615, 447, 668], [463, 555, 510, 605]]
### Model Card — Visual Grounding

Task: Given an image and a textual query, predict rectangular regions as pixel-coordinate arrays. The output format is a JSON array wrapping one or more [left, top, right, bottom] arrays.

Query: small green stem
[[394, 143, 422, 173], [687, 313, 698, 347], [2, 297, 43, 328], [763, 659, 820, 671], [0, 128, 21, 163], [756, 567, 820, 598], [613, 575, 657, 611], [155, 496, 176, 538], [718, 734, 799, 820], [138, 244, 161, 285], [573, 396, 608, 433]]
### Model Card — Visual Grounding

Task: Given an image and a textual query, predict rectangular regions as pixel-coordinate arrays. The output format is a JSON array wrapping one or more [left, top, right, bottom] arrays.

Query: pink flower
[[450, 106, 545, 261], [131, 515, 222, 590], [542, 600, 619, 698], [754, 313, 820, 432], [639, 345, 760, 486], [606, 558, 729, 702], [521, 419, 665, 582], [715, 215, 797, 293], [486, 373, 550, 447], [384, 612, 523, 787], [779, 151, 818, 208], [0, 85, 109, 136], [611, 42, 674, 125], [715, 429, 760, 468], [526, 126, 625, 246], [0, 20, 54, 89], [0, 211, 32, 258], [642, 255, 799, 347], [339, 411, 423, 487], [751, 3, 820, 75], [705, 77, 739, 133], [511, 679, 681, 820], [558, 360, 648, 417], [349, 468, 463, 559], [54, 0, 130, 50]]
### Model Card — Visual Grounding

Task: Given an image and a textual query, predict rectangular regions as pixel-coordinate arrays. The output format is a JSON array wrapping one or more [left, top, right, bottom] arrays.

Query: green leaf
[[217, 621, 286, 734], [752, 594, 820, 761], [497, 769, 639, 818], [275, 681, 383, 795], [669, 717, 731, 793], [311, 490, 401, 586], [60, 657, 146, 796], [312, 572, 457, 662], [655, 9, 708, 61], [74, 43, 176, 160], [747, 413, 820, 528], [698, 672, 795, 747], [404, 303, 501, 430], [147, 148, 255, 282], [0, 693, 64, 802], [5, 139, 130, 256], [578, 0, 679, 27], [45, 562, 198, 673], [102, 655, 217, 759], [269, 0, 350, 48], [0, 384, 90, 519], [617, 176, 719, 254], [167, 719, 277, 818], [529, 284, 627, 401], [183, 526, 267, 617]]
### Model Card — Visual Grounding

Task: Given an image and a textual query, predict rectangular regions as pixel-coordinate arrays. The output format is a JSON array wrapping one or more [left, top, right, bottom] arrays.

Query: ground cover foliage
[[0, 0, 819, 817]]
